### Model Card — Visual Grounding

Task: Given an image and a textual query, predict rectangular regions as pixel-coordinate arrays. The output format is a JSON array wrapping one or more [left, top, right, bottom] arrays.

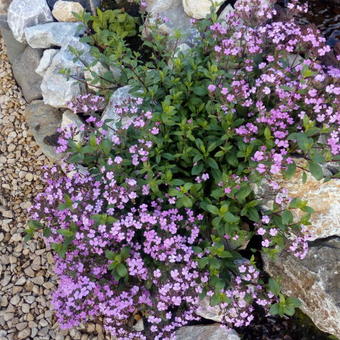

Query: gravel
[[0, 35, 113, 340]]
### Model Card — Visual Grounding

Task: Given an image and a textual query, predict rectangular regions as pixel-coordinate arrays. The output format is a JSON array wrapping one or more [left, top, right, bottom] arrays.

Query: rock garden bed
[[0, 0, 339, 339]]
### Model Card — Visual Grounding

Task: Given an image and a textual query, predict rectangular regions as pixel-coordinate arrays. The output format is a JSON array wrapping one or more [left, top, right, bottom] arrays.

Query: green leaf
[[223, 212, 239, 224], [270, 303, 280, 315], [176, 196, 193, 208], [198, 257, 209, 269], [105, 250, 115, 260], [207, 158, 219, 170], [308, 161, 323, 180], [43, 228, 52, 237], [120, 246, 130, 259], [268, 278, 281, 296], [247, 207, 260, 222], [27, 220, 43, 230], [302, 171, 307, 184], [191, 163, 204, 175], [116, 263, 128, 278], [192, 86, 207, 96], [100, 139, 113, 155], [287, 297, 301, 308], [57, 229, 74, 238], [284, 162, 296, 179], [282, 210, 293, 225], [236, 185, 252, 202], [206, 204, 220, 215]]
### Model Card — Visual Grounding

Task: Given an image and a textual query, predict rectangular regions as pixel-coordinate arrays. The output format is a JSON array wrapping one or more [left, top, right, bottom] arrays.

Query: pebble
[[17, 328, 30, 339], [9, 295, 20, 306]]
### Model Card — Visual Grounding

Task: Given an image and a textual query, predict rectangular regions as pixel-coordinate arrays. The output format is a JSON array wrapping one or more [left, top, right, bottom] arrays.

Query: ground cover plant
[[27, 0, 340, 339]]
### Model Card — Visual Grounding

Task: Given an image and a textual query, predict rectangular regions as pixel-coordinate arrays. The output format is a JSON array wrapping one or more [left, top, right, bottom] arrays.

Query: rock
[[25, 100, 63, 161], [35, 49, 58, 77], [0, 13, 8, 29], [7, 0, 53, 43], [176, 324, 240, 340], [196, 296, 223, 322], [145, 0, 197, 46], [12, 46, 43, 102], [41, 42, 87, 108], [46, 0, 101, 13], [264, 237, 340, 338], [61, 110, 84, 143], [84, 62, 119, 92], [218, 3, 234, 22], [182, 0, 224, 19], [256, 159, 340, 241], [24, 22, 85, 48], [52, 0, 84, 22], [0, 26, 27, 65], [17, 328, 31, 339], [101, 86, 133, 137], [0, 0, 11, 14]]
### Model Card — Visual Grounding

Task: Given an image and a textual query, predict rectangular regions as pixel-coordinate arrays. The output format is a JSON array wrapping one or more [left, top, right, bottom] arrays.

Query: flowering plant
[[27, 0, 339, 338]]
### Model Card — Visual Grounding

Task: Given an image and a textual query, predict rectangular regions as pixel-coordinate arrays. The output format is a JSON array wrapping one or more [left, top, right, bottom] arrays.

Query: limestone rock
[[7, 0, 53, 43], [182, 0, 224, 19], [84, 62, 115, 92], [52, 0, 84, 22], [0, 26, 26, 65], [12, 46, 43, 102], [264, 237, 340, 338], [144, 0, 198, 46], [256, 159, 340, 241], [25, 101, 63, 161], [24, 22, 85, 49], [41, 41, 88, 108], [176, 324, 240, 340], [0, 13, 7, 29], [61, 110, 84, 143], [46, 0, 101, 13], [196, 297, 223, 322], [101, 86, 133, 136], [35, 48, 59, 77]]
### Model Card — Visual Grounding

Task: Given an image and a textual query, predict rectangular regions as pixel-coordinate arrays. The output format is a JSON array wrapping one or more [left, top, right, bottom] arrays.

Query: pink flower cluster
[[67, 94, 106, 113], [30, 164, 203, 339], [212, 263, 275, 328], [209, 0, 339, 177]]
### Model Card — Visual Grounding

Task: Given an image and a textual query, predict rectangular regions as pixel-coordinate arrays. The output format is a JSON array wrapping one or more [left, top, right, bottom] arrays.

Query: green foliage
[[85, 8, 138, 57]]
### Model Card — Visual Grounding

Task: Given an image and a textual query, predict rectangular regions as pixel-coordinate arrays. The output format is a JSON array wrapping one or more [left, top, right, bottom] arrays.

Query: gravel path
[[0, 36, 110, 340]]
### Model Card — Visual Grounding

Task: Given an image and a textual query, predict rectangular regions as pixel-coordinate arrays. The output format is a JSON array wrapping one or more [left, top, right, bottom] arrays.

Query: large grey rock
[[176, 324, 240, 340], [264, 238, 340, 339], [7, 0, 53, 43], [52, 0, 85, 22], [101, 86, 133, 136], [84, 61, 120, 92], [40, 39, 89, 107], [24, 22, 85, 48], [0, 13, 8, 29], [25, 100, 63, 161], [0, 26, 26, 64], [182, 0, 224, 19], [35, 48, 59, 77], [144, 0, 198, 46], [46, 0, 101, 13], [12, 46, 43, 102]]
